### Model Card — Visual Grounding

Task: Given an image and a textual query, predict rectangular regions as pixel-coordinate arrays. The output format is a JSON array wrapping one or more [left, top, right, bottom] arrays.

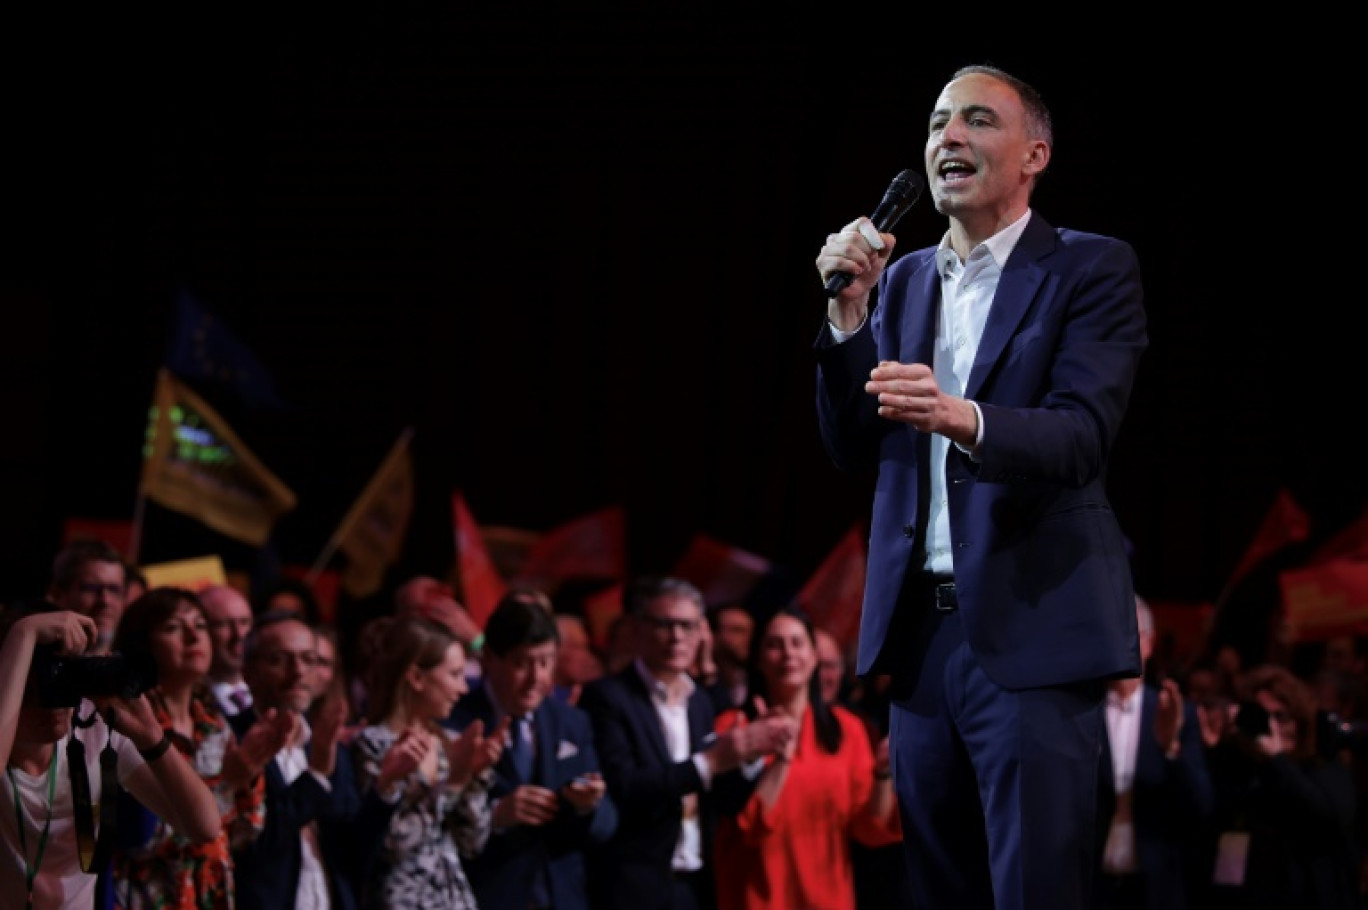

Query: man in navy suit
[[813, 63, 1148, 910], [444, 592, 618, 910], [229, 610, 392, 910], [578, 576, 796, 910], [1096, 595, 1214, 910]]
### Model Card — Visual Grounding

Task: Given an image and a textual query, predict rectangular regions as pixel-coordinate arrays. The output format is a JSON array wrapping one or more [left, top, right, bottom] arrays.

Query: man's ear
[[1024, 140, 1050, 178]]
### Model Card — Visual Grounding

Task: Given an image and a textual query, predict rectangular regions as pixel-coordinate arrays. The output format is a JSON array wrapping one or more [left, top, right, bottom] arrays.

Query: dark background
[[0, 13, 1350, 615]]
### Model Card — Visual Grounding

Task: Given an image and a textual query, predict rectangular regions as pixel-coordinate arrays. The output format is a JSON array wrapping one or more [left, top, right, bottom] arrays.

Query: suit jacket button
[[902, 524, 916, 538]]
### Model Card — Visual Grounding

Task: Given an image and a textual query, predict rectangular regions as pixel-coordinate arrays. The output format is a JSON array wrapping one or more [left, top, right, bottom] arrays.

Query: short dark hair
[[950, 63, 1054, 149], [483, 594, 559, 657], [243, 609, 315, 666], [51, 538, 125, 593], [113, 587, 206, 665]]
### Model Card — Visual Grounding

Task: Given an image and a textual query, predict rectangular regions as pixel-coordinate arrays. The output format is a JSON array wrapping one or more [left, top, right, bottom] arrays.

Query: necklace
[[7, 746, 59, 910]]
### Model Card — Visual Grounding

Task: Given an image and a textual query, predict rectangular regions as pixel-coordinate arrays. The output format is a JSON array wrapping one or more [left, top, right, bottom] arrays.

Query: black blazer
[[228, 709, 395, 910], [1096, 685, 1215, 910], [578, 665, 742, 910]]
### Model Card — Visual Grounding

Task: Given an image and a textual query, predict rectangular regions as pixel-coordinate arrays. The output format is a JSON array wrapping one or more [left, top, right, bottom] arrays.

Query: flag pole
[[306, 426, 414, 586], [128, 369, 172, 565]]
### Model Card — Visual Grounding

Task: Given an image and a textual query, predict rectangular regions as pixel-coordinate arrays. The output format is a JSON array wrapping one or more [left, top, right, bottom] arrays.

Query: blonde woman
[[350, 615, 506, 909]]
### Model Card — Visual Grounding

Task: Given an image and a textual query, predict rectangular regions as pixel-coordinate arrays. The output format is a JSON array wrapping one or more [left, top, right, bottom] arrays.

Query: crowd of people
[[2, 536, 1365, 909]]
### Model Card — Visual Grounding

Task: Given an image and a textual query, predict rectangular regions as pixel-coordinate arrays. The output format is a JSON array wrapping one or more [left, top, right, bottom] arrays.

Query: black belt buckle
[[933, 582, 957, 612]]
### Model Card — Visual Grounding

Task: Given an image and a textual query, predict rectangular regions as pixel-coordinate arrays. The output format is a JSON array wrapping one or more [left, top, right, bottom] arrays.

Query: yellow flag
[[141, 369, 297, 547], [331, 427, 416, 599]]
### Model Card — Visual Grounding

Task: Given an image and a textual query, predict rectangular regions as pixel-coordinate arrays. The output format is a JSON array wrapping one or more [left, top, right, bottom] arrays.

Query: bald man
[[201, 583, 255, 717]]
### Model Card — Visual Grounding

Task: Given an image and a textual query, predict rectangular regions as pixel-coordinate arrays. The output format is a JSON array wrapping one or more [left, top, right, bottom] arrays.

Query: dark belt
[[908, 574, 957, 612]]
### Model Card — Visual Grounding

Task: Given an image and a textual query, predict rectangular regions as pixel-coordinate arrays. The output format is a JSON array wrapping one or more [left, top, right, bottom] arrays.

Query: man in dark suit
[[229, 610, 392, 910], [1096, 595, 1214, 910], [812, 63, 1148, 910], [444, 592, 618, 910], [578, 576, 796, 910]]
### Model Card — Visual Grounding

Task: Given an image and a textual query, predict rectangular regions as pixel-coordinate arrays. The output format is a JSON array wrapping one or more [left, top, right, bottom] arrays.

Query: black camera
[[31, 645, 158, 709]]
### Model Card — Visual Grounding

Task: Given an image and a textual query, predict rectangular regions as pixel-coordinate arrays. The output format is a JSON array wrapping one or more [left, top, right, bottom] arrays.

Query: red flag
[[1227, 489, 1311, 588], [514, 505, 627, 592], [1280, 558, 1368, 642], [794, 523, 867, 653], [583, 581, 625, 653], [451, 490, 508, 628], [281, 564, 341, 625], [62, 518, 134, 561], [1147, 600, 1214, 668], [670, 534, 771, 607]]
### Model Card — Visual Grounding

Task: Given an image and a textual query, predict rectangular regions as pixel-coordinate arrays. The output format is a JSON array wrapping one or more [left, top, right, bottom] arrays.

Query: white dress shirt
[[827, 211, 1032, 575], [1103, 685, 1143, 874], [633, 660, 706, 874], [274, 717, 333, 910]]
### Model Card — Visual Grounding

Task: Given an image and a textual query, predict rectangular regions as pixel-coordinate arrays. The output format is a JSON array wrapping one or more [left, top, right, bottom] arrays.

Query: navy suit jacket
[[443, 683, 618, 910], [816, 212, 1148, 688], [1097, 685, 1215, 910], [228, 710, 394, 910], [578, 665, 743, 910]]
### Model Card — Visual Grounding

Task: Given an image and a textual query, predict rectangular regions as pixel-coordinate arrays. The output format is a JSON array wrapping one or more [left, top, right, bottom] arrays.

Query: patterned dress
[[351, 724, 493, 910], [111, 688, 266, 909]]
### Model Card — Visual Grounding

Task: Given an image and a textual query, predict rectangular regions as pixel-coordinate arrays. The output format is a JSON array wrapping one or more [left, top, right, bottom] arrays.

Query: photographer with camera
[[1203, 662, 1359, 909], [0, 603, 219, 910]]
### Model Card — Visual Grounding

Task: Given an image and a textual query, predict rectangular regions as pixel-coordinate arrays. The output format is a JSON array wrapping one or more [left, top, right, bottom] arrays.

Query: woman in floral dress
[[350, 615, 506, 910], [109, 587, 276, 909]]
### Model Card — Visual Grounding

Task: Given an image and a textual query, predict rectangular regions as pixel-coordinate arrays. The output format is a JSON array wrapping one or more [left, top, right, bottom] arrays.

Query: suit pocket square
[[556, 740, 579, 759]]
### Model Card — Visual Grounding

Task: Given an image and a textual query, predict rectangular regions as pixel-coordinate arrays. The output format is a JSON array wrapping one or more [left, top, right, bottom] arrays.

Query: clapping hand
[[308, 692, 351, 776], [223, 707, 298, 786], [1152, 678, 1185, 754], [446, 716, 509, 787], [376, 724, 433, 795]]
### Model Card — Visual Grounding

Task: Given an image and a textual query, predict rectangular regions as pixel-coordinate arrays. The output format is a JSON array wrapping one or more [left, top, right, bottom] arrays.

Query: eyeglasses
[[640, 616, 700, 634], [257, 650, 321, 670], [75, 582, 124, 598]]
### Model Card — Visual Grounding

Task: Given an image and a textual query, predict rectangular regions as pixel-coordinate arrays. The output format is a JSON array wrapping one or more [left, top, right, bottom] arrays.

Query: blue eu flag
[[164, 287, 285, 413]]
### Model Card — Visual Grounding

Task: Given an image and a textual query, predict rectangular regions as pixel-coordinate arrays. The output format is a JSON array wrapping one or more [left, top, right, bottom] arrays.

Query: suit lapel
[[624, 668, 673, 766], [896, 254, 941, 367], [965, 214, 1053, 399], [531, 704, 555, 784], [687, 687, 712, 752]]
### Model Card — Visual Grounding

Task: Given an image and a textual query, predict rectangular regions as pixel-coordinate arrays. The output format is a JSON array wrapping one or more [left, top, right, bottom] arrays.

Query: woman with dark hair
[[0, 603, 218, 910], [349, 615, 506, 909], [109, 587, 282, 908], [712, 605, 900, 910], [1203, 662, 1359, 909]]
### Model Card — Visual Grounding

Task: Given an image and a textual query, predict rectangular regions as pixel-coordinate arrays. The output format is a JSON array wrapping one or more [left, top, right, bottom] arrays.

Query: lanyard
[[7, 746, 58, 910], [68, 706, 119, 874]]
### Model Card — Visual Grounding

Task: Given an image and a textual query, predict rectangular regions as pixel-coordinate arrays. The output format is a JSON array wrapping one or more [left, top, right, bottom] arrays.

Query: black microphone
[[824, 169, 925, 298]]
